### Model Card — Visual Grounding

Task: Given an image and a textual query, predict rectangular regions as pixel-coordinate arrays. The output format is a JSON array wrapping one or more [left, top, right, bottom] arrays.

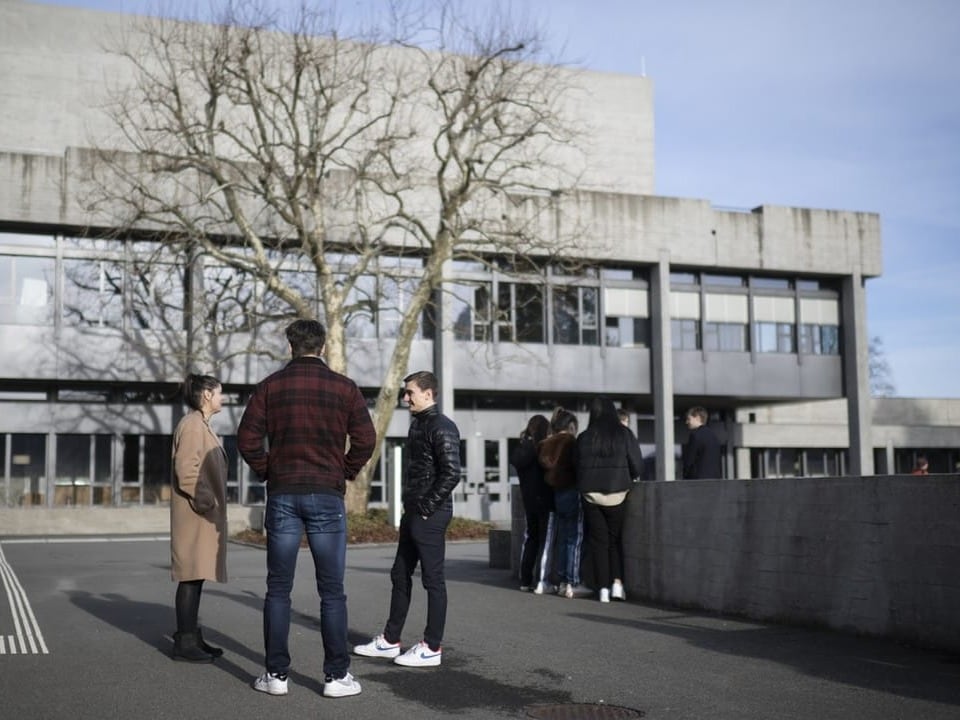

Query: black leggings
[[175, 579, 204, 633]]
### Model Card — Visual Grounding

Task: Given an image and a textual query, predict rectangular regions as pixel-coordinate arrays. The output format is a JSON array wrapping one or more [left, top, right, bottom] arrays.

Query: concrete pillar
[[841, 270, 874, 476], [735, 447, 751, 479], [650, 253, 675, 481]]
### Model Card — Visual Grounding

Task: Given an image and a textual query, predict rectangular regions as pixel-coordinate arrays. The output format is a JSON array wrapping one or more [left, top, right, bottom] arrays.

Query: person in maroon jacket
[[238, 319, 376, 701]]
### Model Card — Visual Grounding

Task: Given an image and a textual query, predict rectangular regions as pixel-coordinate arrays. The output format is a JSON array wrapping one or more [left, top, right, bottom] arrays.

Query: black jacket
[[574, 425, 643, 495], [510, 436, 554, 513], [402, 405, 462, 516], [682, 425, 723, 479]]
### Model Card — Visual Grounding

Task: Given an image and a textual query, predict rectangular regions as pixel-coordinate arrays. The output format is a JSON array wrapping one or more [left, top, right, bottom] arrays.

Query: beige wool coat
[[170, 411, 228, 583]]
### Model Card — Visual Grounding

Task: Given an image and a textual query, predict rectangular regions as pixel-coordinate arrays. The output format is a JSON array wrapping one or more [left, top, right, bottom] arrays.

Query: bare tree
[[869, 335, 896, 397], [82, 1, 585, 511]]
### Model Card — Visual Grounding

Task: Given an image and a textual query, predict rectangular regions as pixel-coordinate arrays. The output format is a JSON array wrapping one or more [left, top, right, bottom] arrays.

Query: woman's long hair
[[581, 397, 623, 456], [522, 414, 550, 444]]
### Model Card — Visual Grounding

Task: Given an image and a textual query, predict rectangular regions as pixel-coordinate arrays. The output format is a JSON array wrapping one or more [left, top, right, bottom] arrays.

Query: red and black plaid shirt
[[238, 356, 376, 496]]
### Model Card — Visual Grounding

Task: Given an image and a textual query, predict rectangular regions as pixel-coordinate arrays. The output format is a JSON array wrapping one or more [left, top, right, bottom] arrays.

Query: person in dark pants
[[238, 319, 376, 699], [511, 414, 554, 594], [354, 370, 461, 668], [682, 406, 723, 479], [574, 397, 642, 603]]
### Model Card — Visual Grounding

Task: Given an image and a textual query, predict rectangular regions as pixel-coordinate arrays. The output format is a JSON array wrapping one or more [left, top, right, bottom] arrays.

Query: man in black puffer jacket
[[354, 370, 461, 668]]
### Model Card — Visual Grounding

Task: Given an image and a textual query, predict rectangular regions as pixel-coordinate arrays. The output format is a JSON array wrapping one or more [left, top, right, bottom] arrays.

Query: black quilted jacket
[[402, 405, 462, 516]]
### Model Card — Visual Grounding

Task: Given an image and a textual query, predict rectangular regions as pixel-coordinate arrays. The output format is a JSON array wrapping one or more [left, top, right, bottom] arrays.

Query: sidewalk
[[2, 537, 959, 719]]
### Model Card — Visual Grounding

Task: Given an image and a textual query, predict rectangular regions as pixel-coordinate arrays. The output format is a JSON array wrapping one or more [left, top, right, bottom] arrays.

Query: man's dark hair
[[286, 319, 326, 358], [686, 406, 709, 423], [404, 370, 438, 396]]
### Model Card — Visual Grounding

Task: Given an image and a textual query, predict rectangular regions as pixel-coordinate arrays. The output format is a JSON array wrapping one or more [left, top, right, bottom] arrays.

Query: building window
[[756, 322, 795, 353], [704, 322, 748, 351], [798, 297, 840, 355], [0, 255, 55, 326], [8, 434, 46, 506], [604, 287, 650, 347], [200, 263, 257, 333], [552, 285, 599, 345], [62, 259, 124, 328], [753, 295, 796, 353], [703, 293, 748, 352], [498, 282, 544, 343], [671, 319, 700, 350], [453, 282, 492, 341], [670, 290, 701, 350]]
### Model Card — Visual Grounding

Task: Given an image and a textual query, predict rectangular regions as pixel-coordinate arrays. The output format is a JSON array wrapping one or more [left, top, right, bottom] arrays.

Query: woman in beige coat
[[170, 373, 228, 662]]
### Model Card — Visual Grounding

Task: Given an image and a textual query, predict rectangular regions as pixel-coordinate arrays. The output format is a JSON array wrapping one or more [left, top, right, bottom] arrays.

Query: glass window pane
[[514, 283, 544, 343], [143, 435, 172, 504], [10, 434, 46, 506], [129, 262, 185, 330], [62, 259, 124, 328], [821, 325, 840, 354], [0, 232, 56, 248], [552, 286, 579, 344], [0, 256, 55, 325]]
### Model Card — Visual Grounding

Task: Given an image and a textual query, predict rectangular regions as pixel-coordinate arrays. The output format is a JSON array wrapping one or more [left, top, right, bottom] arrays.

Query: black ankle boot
[[172, 631, 214, 663], [196, 628, 223, 658]]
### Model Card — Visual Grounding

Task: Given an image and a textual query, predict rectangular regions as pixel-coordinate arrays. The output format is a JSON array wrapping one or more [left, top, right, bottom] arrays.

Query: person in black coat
[[681, 406, 723, 479], [511, 414, 555, 594], [574, 397, 642, 603]]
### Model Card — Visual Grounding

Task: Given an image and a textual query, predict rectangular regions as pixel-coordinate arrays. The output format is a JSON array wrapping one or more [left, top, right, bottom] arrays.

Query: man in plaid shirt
[[238, 319, 376, 701]]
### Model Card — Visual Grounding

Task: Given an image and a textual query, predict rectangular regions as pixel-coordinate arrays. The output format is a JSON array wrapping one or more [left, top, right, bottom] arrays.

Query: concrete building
[[0, 1, 955, 526]]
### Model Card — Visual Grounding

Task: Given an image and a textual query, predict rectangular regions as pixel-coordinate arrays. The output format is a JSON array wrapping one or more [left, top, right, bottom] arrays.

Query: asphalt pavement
[[1, 536, 958, 720]]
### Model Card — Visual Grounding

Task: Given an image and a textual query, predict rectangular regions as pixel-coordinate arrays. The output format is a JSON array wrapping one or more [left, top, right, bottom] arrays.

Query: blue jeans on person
[[384, 504, 453, 651], [263, 492, 349, 679], [553, 488, 584, 586]]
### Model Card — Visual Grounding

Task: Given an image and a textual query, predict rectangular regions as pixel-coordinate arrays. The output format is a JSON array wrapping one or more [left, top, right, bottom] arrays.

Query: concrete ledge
[[488, 529, 511, 569], [0, 505, 261, 536]]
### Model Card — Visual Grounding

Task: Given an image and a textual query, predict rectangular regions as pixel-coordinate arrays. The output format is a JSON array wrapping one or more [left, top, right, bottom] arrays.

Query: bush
[[233, 508, 494, 547]]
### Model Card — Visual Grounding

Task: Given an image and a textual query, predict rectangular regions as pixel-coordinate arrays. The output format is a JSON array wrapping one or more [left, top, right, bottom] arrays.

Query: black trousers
[[519, 507, 556, 587], [582, 501, 626, 590], [384, 506, 452, 651], [175, 579, 204, 633]]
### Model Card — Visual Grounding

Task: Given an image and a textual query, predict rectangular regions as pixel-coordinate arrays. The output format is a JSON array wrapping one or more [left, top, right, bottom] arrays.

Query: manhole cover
[[525, 703, 644, 719]]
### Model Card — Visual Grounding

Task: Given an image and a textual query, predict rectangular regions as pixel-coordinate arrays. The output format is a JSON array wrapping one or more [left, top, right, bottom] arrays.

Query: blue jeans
[[553, 488, 584, 586], [263, 493, 349, 679]]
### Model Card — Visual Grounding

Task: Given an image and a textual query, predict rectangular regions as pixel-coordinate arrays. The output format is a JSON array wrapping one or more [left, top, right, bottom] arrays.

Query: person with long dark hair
[[538, 408, 590, 598], [170, 373, 228, 662], [574, 397, 642, 603], [511, 414, 554, 593]]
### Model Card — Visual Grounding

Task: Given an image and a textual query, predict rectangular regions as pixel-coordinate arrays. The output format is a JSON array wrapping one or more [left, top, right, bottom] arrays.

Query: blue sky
[[35, 0, 960, 397]]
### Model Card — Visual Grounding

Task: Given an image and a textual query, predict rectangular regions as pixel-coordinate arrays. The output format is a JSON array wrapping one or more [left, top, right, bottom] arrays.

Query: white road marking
[[0, 543, 49, 654]]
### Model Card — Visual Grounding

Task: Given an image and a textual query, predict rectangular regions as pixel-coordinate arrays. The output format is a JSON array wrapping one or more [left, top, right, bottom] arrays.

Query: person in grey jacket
[[574, 397, 642, 603], [354, 370, 461, 668]]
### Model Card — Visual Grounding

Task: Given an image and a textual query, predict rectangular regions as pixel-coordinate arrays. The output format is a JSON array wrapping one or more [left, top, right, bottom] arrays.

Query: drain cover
[[525, 703, 644, 719]]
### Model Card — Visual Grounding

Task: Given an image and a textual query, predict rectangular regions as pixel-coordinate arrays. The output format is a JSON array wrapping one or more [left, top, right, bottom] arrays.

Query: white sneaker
[[566, 584, 593, 599], [600, 588, 610, 603], [611, 580, 626, 601], [353, 634, 401, 659], [393, 640, 442, 667], [323, 671, 361, 698], [533, 581, 556, 595], [556, 582, 569, 596], [253, 671, 289, 696]]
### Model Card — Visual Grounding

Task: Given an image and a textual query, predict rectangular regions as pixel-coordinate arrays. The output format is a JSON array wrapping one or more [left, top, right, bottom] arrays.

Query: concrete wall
[[511, 476, 960, 653]]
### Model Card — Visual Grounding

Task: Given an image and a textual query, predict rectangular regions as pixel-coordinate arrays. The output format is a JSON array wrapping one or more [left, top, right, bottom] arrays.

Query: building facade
[[0, 2, 954, 524]]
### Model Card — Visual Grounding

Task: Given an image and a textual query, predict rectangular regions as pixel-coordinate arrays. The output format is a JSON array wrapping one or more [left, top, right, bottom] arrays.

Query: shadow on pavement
[[568, 609, 960, 707]]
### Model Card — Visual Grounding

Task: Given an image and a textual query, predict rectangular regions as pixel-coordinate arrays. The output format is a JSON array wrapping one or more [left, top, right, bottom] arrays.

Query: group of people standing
[[168, 319, 461, 702], [512, 401, 724, 603], [511, 398, 643, 603]]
